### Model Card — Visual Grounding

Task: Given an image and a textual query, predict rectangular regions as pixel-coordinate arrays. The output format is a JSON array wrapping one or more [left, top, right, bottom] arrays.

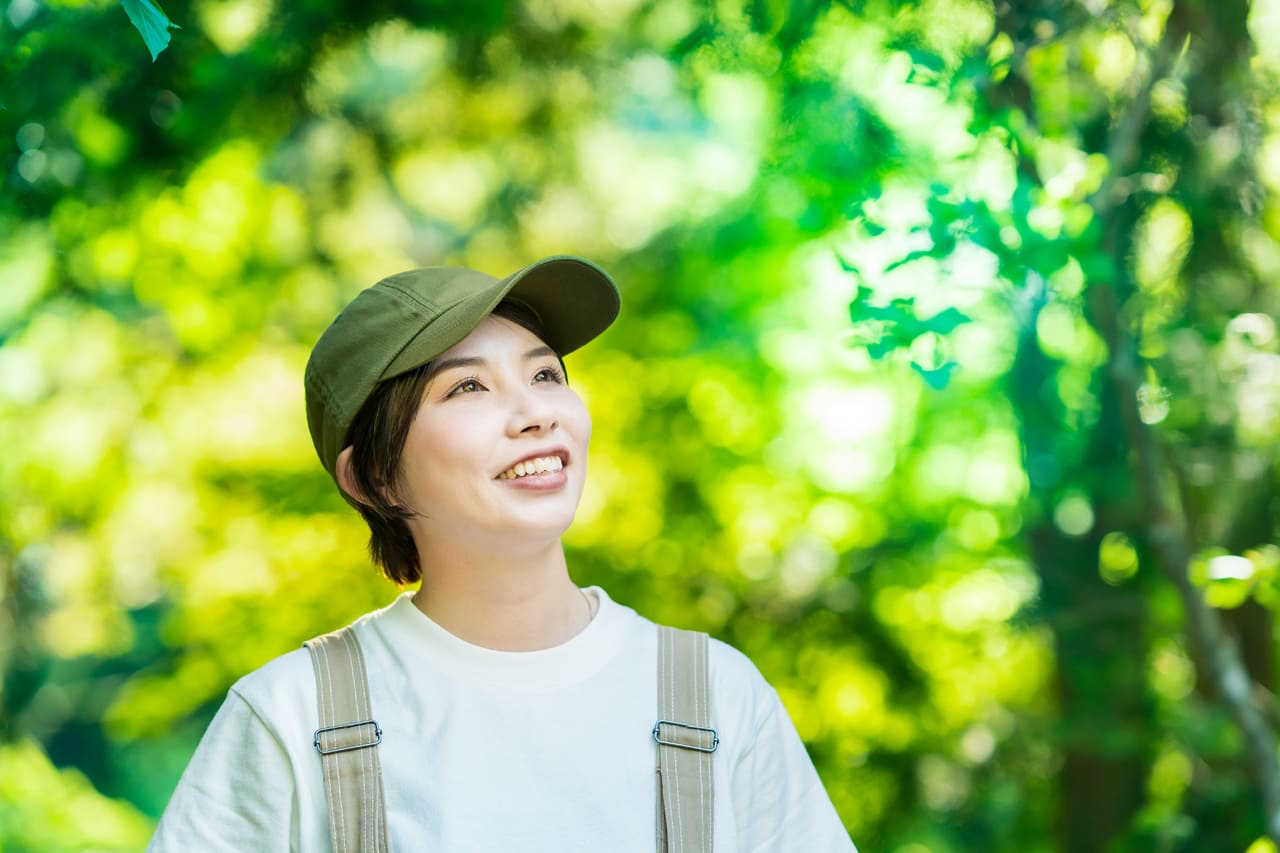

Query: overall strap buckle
[[313, 719, 383, 755], [653, 719, 719, 753]]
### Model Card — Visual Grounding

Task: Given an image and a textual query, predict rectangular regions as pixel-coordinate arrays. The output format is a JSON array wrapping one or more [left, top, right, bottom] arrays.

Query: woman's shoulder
[[230, 645, 315, 706], [618, 602, 780, 732], [609, 594, 774, 695], [221, 646, 317, 745], [704, 634, 771, 695], [227, 601, 400, 725]]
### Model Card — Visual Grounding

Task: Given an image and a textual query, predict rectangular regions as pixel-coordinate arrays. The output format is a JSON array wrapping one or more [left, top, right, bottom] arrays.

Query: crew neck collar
[[374, 586, 627, 690]]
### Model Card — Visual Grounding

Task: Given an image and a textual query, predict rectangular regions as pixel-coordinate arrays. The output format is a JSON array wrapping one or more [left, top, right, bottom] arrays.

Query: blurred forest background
[[4, 0, 1280, 850]]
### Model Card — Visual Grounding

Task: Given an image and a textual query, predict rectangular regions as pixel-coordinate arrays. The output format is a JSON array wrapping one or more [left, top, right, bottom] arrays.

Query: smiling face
[[393, 313, 592, 553]]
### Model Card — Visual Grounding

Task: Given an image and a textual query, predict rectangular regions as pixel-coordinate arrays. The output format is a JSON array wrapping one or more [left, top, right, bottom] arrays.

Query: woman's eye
[[534, 367, 564, 384], [447, 378, 484, 397]]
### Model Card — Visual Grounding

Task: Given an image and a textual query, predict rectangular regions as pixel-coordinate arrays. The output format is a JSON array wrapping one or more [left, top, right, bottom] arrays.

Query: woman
[[148, 255, 856, 852]]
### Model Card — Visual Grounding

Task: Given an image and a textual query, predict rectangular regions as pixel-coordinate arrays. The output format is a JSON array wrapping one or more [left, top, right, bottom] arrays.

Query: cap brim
[[382, 255, 621, 379], [500, 255, 622, 357]]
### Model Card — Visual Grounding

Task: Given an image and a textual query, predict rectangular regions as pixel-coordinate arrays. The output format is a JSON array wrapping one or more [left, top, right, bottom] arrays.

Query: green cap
[[305, 255, 621, 478]]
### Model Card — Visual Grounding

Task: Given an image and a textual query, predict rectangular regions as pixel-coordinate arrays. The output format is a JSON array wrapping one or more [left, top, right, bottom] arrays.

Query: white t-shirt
[[148, 588, 856, 852]]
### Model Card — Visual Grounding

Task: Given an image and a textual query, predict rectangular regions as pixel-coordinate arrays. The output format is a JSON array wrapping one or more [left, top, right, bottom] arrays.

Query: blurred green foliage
[[3, 0, 1280, 850]]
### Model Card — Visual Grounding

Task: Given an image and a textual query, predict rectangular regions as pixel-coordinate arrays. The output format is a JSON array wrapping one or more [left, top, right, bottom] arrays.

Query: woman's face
[[394, 314, 592, 550]]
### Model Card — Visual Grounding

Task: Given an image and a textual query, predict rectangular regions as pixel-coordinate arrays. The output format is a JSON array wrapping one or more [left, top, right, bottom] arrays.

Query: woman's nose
[[508, 388, 558, 435]]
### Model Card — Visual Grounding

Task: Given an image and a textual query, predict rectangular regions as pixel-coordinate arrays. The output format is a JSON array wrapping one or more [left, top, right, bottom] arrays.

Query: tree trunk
[[1010, 300, 1154, 850]]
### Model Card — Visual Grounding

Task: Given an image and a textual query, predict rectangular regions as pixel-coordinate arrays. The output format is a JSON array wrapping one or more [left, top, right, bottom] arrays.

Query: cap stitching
[[377, 278, 444, 314], [374, 285, 505, 381]]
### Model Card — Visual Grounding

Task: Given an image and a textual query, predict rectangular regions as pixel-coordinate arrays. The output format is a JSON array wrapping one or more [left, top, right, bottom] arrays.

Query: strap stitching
[[703, 632, 710, 851], [352, 630, 384, 853], [341, 631, 372, 851], [658, 627, 669, 851], [698, 632, 711, 853], [360, 633, 387, 853], [669, 628, 685, 853], [317, 640, 348, 853]]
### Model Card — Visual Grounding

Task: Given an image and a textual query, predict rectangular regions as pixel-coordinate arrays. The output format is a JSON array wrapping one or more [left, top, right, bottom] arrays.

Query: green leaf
[[120, 0, 180, 61], [882, 248, 932, 273], [922, 307, 971, 335], [906, 48, 946, 73], [850, 290, 917, 325], [867, 339, 897, 360], [837, 254, 861, 274], [911, 360, 957, 389], [904, 48, 946, 83]]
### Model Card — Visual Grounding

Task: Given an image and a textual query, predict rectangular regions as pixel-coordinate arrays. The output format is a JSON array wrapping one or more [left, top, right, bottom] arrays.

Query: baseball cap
[[305, 255, 621, 478]]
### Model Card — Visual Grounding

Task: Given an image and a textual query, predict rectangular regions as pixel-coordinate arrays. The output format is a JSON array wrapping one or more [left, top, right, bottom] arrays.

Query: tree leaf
[[904, 48, 946, 83], [867, 339, 897, 360], [120, 0, 180, 61], [883, 248, 932, 273], [911, 360, 957, 389], [922, 307, 970, 335], [848, 287, 903, 323]]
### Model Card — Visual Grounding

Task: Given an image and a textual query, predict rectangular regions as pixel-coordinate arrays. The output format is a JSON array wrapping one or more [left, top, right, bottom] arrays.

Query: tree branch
[[1084, 2, 1280, 841], [1086, 9, 1186, 218]]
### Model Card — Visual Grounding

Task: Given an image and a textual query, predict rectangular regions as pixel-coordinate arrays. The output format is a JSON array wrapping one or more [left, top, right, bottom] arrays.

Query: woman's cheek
[[564, 390, 592, 441]]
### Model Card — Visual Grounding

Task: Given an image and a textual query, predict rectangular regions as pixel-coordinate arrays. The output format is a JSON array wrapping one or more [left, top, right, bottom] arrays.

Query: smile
[[497, 455, 565, 480]]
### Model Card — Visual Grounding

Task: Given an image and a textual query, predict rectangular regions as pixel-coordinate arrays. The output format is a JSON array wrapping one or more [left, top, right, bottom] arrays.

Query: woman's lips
[[498, 469, 568, 490], [494, 447, 572, 491], [496, 453, 565, 480]]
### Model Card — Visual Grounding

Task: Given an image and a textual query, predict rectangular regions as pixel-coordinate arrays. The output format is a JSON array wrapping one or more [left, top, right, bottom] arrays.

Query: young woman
[[148, 255, 856, 852]]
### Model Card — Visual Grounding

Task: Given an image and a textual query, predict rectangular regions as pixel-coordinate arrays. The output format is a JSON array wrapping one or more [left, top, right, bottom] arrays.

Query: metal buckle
[[313, 719, 383, 755], [652, 719, 719, 753]]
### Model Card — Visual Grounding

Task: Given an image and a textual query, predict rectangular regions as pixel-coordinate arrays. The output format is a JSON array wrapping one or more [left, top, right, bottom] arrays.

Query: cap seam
[[375, 294, 488, 382], [306, 374, 346, 457], [378, 278, 444, 315]]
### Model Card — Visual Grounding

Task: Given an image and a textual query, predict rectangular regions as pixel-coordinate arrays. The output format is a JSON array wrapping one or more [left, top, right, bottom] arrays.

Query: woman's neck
[[410, 538, 592, 651]]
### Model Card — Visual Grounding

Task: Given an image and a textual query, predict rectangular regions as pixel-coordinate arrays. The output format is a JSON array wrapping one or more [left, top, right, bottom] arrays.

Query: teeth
[[500, 455, 563, 479]]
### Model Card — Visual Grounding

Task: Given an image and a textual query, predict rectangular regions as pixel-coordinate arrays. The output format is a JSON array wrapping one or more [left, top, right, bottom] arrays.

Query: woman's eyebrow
[[427, 356, 484, 378], [428, 347, 559, 378]]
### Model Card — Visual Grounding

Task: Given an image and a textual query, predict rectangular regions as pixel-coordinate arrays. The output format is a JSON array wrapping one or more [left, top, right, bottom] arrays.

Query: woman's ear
[[336, 446, 373, 507]]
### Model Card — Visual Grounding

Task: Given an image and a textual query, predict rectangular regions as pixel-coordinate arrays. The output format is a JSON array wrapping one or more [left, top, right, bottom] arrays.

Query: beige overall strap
[[304, 628, 390, 853], [653, 626, 716, 853]]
